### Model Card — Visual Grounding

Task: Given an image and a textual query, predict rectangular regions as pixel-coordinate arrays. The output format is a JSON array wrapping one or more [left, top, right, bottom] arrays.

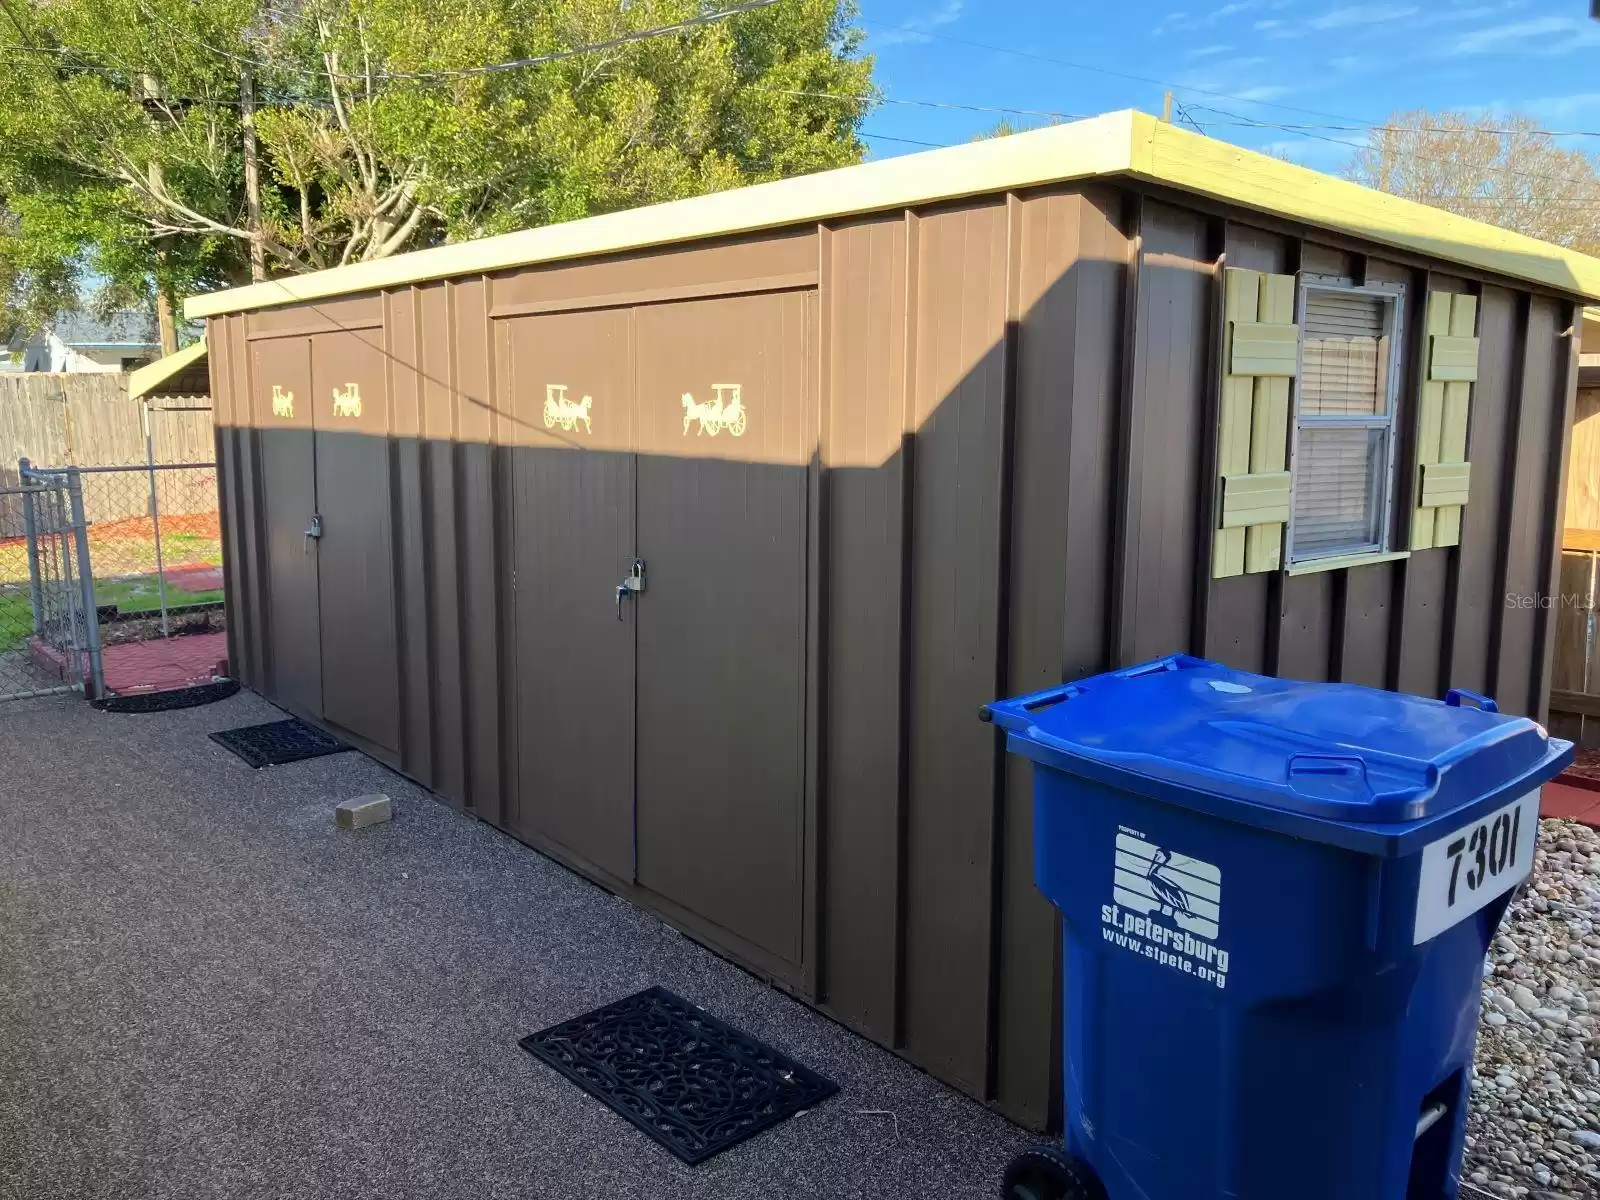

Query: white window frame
[[1285, 279, 1407, 566]]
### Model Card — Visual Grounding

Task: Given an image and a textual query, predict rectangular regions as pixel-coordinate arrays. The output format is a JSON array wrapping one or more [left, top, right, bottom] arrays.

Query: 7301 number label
[[1413, 790, 1540, 945]]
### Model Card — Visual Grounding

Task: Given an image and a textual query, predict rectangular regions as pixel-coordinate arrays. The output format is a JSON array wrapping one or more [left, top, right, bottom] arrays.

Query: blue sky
[[851, 1, 1600, 172]]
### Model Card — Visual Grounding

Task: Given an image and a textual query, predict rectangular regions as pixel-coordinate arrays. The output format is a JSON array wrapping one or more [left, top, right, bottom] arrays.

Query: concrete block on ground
[[335, 794, 393, 830]]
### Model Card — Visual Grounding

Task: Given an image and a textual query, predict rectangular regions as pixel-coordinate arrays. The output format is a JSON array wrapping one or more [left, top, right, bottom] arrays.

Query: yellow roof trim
[[1128, 116, 1600, 300], [128, 337, 207, 400], [184, 109, 1600, 320]]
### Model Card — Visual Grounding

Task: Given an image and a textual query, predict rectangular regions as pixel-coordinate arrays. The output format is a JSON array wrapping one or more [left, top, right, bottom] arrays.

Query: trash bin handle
[[1286, 753, 1371, 796], [1444, 687, 1498, 714]]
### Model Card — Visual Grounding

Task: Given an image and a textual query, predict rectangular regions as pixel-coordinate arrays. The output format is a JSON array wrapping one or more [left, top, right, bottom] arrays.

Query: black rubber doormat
[[209, 717, 349, 768], [519, 986, 838, 1165], [97, 679, 240, 714]]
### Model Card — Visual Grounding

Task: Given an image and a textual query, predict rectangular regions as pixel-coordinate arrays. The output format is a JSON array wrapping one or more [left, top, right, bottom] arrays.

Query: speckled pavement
[[0, 691, 1031, 1200]]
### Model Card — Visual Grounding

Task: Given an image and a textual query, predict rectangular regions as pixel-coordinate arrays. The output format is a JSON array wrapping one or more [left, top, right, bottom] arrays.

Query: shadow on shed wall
[[208, 183, 1579, 1132]]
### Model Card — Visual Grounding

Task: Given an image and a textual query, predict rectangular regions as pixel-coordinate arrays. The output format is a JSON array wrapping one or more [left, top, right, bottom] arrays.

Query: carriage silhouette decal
[[543, 384, 593, 434], [331, 383, 362, 418], [271, 385, 294, 419], [681, 383, 747, 437]]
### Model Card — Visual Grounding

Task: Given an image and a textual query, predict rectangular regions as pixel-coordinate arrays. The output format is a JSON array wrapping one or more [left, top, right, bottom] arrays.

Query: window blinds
[[1291, 291, 1394, 558]]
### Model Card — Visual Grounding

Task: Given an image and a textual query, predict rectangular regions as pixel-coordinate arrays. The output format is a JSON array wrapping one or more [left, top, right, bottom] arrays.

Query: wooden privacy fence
[[0, 372, 214, 523], [1550, 388, 1600, 744]]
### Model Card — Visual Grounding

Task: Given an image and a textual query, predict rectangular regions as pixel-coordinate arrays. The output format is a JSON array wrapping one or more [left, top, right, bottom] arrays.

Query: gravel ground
[[1468, 818, 1600, 1198], [0, 692, 1030, 1200]]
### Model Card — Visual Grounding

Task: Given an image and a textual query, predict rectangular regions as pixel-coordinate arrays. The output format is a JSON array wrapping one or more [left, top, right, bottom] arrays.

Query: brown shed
[[186, 111, 1600, 1131]]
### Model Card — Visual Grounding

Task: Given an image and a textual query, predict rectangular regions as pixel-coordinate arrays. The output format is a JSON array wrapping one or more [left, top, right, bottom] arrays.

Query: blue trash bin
[[982, 654, 1573, 1200]]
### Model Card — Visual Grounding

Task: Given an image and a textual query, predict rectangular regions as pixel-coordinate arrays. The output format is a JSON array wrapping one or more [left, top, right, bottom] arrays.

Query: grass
[[96, 572, 225, 613], [0, 587, 31, 653]]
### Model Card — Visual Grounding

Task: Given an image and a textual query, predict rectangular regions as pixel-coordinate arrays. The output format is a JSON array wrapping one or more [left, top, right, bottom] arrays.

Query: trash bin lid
[[984, 654, 1566, 830]]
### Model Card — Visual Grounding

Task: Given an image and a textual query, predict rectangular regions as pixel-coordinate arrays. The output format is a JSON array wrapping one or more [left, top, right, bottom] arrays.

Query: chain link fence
[[1, 456, 227, 703], [0, 470, 99, 701], [68, 461, 226, 646]]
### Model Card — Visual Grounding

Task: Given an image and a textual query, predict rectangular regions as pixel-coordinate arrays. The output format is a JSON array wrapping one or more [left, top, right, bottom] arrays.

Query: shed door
[[633, 291, 812, 969], [506, 310, 637, 882], [251, 337, 322, 717], [309, 329, 399, 754]]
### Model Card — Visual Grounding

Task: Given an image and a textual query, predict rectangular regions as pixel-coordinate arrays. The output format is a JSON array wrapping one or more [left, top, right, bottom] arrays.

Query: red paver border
[[1541, 781, 1600, 829]]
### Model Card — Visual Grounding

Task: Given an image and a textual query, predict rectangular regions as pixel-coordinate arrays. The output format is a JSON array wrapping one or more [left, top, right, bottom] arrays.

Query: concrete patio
[[0, 691, 1030, 1200]]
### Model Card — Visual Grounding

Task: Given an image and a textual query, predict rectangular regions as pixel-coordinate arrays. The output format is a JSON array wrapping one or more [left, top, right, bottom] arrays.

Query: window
[[1287, 284, 1404, 564]]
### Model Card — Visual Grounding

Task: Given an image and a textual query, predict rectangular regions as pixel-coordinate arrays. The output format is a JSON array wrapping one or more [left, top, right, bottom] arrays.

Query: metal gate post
[[65, 467, 105, 699], [18, 457, 44, 635]]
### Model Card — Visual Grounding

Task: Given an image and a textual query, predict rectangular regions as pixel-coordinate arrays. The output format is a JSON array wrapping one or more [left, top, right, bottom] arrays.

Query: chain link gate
[[1, 465, 103, 701]]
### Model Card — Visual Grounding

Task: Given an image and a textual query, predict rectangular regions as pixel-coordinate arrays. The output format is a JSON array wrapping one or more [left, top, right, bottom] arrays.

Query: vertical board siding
[[1497, 297, 1562, 717], [995, 187, 1127, 1128], [387, 288, 435, 788], [1448, 285, 1517, 696], [820, 215, 909, 1043], [1122, 202, 1211, 664], [902, 200, 1010, 1094], [420, 282, 467, 807], [452, 277, 503, 822], [205, 180, 1584, 1138]]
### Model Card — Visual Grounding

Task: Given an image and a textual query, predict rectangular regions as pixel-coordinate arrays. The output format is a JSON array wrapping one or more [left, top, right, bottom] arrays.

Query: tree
[[1344, 109, 1600, 257], [0, 0, 873, 332]]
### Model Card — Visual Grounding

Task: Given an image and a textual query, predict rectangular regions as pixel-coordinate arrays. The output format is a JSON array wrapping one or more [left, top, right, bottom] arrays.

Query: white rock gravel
[[1466, 818, 1600, 1198]]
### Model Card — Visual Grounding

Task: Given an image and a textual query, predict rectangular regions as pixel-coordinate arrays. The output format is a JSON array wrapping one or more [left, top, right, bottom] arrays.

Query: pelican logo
[[271, 385, 294, 419], [543, 384, 593, 434], [681, 383, 747, 437], [332, 383, 362, 418], [1101, 828, 1229, 988]]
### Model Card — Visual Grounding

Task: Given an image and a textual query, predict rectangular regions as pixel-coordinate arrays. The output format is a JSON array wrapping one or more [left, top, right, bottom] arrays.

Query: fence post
[[65, 467, 105, 699], [143, 400, 171, 637], [18, 457, 44, 635]]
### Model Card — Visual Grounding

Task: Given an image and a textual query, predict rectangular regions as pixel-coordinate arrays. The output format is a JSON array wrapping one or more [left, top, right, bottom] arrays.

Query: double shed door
[[250, 328, 399, 757], [507, 290, 813, 977]]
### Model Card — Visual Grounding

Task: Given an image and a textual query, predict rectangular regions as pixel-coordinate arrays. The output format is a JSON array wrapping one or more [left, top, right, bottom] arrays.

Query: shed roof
[[128, 338, 208, 400], [185, 109, 1600, 320]]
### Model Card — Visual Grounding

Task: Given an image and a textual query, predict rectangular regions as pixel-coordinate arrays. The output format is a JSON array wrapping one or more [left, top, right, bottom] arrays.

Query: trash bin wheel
[[999, 1143, 1104, 1200]]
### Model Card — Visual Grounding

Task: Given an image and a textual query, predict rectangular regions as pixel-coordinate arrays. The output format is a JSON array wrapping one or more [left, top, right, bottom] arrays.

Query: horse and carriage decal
[[532, 381, 748, 438], [543, 384, 594, 434], [681, 384, 747, 437]]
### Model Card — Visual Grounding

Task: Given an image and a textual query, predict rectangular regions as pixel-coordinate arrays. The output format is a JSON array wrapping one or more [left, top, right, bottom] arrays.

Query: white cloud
[[1524, 92, 1600, 125], [1253, 18, 1283, 29], [871, 0, 966, 47], [1186, 43, 1234, 59], [1308, 5, 1420, 31], [1445, 16, 1600, 57]]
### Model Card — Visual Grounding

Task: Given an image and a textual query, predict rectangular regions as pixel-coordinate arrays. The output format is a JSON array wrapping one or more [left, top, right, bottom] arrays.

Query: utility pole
[[240, 63, 266, 283], [1162, 91, 1174, 124], [142, 73, 179, 355]]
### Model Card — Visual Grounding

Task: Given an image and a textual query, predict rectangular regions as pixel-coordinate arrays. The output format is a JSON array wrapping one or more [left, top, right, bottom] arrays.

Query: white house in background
[[3, 311, 161, 373]]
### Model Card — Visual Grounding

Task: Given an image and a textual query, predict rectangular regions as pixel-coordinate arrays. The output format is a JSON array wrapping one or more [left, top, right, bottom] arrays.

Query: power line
[[1186, 104, 1600, 192], [767, 87, 1077, 123], [134, 0, 782, 81], [858, 15, 1381, 126], [859, 15, 1600, 143]]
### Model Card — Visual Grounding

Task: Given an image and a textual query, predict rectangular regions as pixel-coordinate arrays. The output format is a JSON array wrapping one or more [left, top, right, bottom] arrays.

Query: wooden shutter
[[1214, 268, 1296, 578], [1411, 291, 1479, 549]]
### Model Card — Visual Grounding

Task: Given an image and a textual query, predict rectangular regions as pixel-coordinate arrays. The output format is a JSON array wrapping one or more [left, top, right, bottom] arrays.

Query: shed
[[185, 110, 1599, 1130]]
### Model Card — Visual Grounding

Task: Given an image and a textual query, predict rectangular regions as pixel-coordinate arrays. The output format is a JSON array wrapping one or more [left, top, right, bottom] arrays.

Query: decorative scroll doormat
[[209, 717, 349, 769], [518, 986, 838, 1165]]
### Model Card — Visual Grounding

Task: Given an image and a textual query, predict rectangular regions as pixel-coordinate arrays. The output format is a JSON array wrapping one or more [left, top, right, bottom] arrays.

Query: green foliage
[[0, 0, 873, 330]]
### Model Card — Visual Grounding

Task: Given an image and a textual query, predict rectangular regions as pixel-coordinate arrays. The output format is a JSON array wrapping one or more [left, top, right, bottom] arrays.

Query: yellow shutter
[[1412, 292, 1478, 550], [1214, 267, 1296, 578]]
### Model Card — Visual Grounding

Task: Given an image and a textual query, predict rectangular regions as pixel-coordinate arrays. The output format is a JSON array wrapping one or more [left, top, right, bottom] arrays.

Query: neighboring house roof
[[187, 109, 1600, 320], [129, 338, 208, 400], [50, 310, 160, 349]]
